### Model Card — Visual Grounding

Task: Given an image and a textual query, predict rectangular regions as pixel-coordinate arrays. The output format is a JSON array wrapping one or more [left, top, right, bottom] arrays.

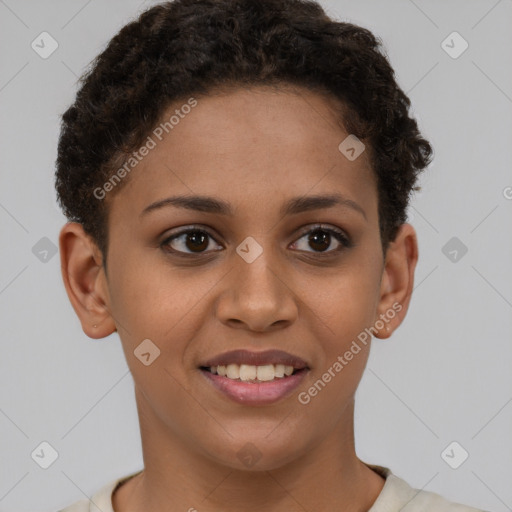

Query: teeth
[[207, 363, 297, 382], [239, 364, 257, 381], [274, 364, 285, 378], [226, 364, 239, 379], [257, 364, 275, 381]]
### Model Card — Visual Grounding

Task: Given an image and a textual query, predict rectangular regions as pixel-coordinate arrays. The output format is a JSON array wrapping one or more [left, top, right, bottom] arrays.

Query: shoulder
[[58, 498, 90, 512], [56, 469, 143, 512], [367, 464, 489, 512]]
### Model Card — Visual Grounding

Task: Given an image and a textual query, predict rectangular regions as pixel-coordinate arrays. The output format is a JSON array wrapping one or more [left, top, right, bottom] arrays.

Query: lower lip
[[200, 368, 309, 405]]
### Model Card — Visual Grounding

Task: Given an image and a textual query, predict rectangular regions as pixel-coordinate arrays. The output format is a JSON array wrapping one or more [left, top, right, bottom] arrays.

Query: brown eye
[[307, 230, 331, 252], [161, 229, 221, 254], [160, 224, 351, 258], [291, 226, 350, 254]]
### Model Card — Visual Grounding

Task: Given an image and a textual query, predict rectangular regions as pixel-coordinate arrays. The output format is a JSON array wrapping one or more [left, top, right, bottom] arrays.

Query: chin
[[202, 435, 308, 472]]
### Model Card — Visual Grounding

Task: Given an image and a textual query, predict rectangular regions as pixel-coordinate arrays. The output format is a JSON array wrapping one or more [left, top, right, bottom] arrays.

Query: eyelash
[[160, 224, 352, 258]]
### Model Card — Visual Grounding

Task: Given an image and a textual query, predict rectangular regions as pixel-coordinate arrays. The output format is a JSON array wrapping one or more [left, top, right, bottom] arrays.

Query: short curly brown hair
[[55, 0, 433, 263]]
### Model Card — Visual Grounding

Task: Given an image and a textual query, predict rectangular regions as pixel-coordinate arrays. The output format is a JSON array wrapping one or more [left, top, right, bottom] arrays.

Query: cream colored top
[[58, 464, 487, 512]]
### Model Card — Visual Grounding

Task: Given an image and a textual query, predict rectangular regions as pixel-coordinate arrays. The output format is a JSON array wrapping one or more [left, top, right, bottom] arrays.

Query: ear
[[373, 223, 418, 339], [58, 222, 117, 339]]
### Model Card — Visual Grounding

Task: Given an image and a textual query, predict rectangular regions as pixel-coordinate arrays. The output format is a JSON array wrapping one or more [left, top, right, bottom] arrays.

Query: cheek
[[106, 250, 195, 366], [108, 246, 190, 325], [107, 251, 226, 376], [297, 269, 380, 420], [109, 262, 197, 411], [309, 261, 382, 339]]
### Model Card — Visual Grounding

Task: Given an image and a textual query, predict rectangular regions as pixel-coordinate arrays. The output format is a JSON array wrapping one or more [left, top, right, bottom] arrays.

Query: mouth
[[200, 364, 305, 383], [199, 348, 309, 381], [198, 349, 310, 405], [199, 363, 305, 382]]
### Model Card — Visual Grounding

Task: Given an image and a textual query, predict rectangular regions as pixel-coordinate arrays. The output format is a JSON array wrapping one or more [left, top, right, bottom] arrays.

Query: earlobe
[[58, 222, 117, 339], [374, 223, 418, 339]]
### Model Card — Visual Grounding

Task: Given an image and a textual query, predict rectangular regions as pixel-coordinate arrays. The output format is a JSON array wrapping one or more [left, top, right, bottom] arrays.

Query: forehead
[[108, 86, 377, 223]]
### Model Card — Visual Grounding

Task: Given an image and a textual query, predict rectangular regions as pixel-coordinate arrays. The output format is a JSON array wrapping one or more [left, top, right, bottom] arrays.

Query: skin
[[59, 85, 418, 512]]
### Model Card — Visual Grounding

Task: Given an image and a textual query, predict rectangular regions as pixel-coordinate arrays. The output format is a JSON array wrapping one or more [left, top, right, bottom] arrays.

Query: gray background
[[1, 0, 511, 511]]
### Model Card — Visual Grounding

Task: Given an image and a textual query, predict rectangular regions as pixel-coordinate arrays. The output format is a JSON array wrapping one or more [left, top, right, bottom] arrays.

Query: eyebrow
[[139, 193, 367, 220]]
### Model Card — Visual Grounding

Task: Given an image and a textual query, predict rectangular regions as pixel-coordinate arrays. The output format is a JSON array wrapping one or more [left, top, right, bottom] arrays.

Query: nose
[[215, 249, 298, 333]]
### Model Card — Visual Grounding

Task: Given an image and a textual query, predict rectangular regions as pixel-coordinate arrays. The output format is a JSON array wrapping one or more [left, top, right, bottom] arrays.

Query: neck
[[113, 387, 385, 512]]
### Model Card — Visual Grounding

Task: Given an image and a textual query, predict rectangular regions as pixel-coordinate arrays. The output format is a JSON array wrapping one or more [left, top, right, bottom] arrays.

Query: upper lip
[[199, 349, 309, 369]]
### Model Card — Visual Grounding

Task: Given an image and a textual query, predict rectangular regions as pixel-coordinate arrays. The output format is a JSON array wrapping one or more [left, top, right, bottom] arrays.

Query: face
[[61, 85, 417, 471]]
